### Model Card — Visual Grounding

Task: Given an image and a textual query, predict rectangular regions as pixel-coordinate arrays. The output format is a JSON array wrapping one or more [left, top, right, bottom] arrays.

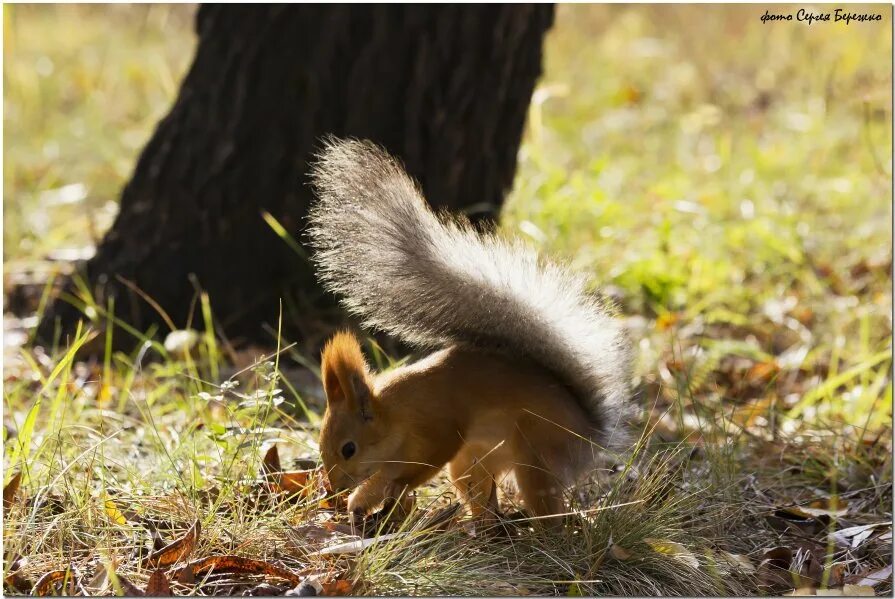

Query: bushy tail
[[307, 138, 635, 448]]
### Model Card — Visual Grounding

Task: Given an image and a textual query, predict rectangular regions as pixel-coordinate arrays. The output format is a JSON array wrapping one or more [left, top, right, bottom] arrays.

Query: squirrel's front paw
[[347, 489, 368, 514], [347, 489, 372, 527]]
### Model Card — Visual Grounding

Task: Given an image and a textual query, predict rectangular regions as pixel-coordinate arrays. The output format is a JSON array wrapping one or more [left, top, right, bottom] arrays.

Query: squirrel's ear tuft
[[321, 331, 373, 417]]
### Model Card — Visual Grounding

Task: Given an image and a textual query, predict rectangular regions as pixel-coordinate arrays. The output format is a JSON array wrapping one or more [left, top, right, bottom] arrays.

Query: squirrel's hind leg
[[448, 447, 503, 527], [511, 427, 567, 528]]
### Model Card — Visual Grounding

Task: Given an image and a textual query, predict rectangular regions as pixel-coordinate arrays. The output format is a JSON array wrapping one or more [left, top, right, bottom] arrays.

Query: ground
[[3, 4, 892, 597]]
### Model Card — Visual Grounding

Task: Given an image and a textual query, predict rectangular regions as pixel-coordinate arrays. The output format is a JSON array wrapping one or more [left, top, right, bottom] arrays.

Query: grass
[[4, 4, 893, 597]]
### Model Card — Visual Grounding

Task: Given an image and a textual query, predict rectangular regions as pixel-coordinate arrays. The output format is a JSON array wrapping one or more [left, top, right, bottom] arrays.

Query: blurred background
[[5, 3, 891, 428]]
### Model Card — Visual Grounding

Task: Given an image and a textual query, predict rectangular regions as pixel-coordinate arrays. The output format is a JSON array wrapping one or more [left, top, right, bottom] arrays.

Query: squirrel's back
[[308, 138, 636, 450]]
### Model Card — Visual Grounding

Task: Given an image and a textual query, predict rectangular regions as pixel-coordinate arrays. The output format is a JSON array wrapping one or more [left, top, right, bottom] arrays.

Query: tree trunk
[[37, 4, 554, 352]]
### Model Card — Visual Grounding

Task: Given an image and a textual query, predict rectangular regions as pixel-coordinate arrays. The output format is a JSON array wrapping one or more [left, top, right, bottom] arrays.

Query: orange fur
[[318, 330, 595, 526], [320, 331, 372, 406]]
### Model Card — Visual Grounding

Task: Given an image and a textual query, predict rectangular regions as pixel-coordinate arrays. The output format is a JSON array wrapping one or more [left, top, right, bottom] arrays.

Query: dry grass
[[4, 4, 892, 597]]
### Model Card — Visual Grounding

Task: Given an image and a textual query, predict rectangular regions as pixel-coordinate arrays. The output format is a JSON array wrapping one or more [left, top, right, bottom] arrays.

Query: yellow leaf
[[644, 538, 699, 569], [104, 494, 127, 526]]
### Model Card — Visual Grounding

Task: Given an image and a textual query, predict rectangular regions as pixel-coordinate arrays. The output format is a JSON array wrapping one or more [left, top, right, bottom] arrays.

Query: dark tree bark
[[37, 4, 554, 352]]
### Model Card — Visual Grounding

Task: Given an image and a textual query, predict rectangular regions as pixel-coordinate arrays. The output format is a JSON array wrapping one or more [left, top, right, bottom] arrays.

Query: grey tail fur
[[307, 137, 636, 449]]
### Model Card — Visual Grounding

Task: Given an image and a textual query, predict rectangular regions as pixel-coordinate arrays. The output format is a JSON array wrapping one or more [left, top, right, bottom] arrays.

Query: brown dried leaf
[[263, 445, 283, 474], [172, 555, 303, 586], [5, 573, 32, 594], [113, 572, 146, 597], [4, 471, 22, 511], [826, 564, 845, 588], [174, 563, 195, 585], [32, 568, 73, 597], [278, 470, 314, 494], [768, 509, 830, 537], [263, 445, 319, 496], [320, 579, 354, 596], [758, 546, 824, 592], [144, 518, 201, 568], [145, 569, 172, 597], [318, 490, 348, 512], [609, 544, 632, 561]]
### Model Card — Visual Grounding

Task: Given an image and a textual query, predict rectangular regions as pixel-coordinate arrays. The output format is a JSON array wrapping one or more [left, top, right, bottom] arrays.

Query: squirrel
[[306, 137, 636, 526]]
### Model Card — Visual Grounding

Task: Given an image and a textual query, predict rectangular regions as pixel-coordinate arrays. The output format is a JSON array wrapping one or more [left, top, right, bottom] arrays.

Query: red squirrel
[[307, 138, 636, 525]]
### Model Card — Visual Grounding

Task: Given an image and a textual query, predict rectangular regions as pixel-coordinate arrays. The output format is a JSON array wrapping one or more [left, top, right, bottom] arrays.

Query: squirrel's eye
[[341, 441, 356, 460]]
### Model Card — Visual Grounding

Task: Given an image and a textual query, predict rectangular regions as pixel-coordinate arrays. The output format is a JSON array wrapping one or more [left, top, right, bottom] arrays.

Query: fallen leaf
[[643, 538, 699, 569], [4, 471, 21, 510], [768, 508, 830, 537], [320, 579, 354, 596], [144, 518, 201, 568], [145, 570, 171, 597], [315, 532, 405, 556], [278, 470, 315, 494], [262, 446, 318, 496], [833, 523, 888, 549], [172, 555, 303, 586], [609, 544, 632, 561], [32, 568, 73, 597], [849, 563, 893, 588], [826, 564, 845, 588], [174, 563, 195, 585], [5, 572, 32, 594], [263, 445, 283, 474], [4, 557, 32, 594], [318, 490, 348, 512], [800, 499, 849, 518], [758, 546, 823, 591], [850, 529, 875, 549], [104, 493, 128, 526], [112, 572, 146, 597]]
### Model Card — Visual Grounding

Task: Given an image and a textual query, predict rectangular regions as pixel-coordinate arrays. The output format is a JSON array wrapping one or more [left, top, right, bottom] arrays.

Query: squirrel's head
[[318, 331, 394, 492]]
